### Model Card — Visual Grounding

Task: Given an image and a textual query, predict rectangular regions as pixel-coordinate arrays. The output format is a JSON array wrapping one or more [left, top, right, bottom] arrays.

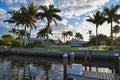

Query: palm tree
[[4, 10, 22, 30], [74, 32, 83, 40], [86, 11, 105, 51], [27, 32, 30, 43], [20, 2, 39, 46], [113, 25, 120, 38], [103, 5, 120, 49], [66, 30, 73, 41], [87, 30, 93, 40], [38, 4, 62, 47], [37, 27, 52, 41], [19, 29, 26, 46], [37, 29, 46, 40], [61, 31, 67, 43], [9, 28, 17, 38], [4, 10, 22, 43]]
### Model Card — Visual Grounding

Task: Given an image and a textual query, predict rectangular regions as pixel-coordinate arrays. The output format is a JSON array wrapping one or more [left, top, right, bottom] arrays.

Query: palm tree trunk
[[46, 19, 50, 48], [64, 37, 65, 43], [115, 33, 117, 39], [96, 25, 98, 51], [69, 36, 70, 41], [17, 26, 21, 46], [111, 21, 113, 49], [24, 26, 27, 47], [29, 27, 32, 44]]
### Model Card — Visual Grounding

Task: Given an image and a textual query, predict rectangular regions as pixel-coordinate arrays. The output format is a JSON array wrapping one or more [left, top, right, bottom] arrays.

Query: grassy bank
[[33, 46, 120, 51], [91, 46, 120, 50], [34, 46, 79, 50]]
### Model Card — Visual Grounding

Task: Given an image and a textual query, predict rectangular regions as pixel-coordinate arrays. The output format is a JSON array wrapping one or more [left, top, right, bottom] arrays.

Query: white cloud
[[57, 0, 109, 19], [1, 0, 119, 41], [0, 26, 11, 38], [0, 8, 7, 23], [30, 0, 54, 6], [0, 8, 6, 19]]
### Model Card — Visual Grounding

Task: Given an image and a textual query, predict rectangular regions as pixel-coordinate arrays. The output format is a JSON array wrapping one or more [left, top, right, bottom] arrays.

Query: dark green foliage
[[74, 32, 83, 40], [89, 34, 110, 46], [11, 40, 20, 47]]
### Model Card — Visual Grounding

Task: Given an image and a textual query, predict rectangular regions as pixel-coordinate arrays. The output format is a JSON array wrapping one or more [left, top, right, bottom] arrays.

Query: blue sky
[[0, 0, 120, 41]]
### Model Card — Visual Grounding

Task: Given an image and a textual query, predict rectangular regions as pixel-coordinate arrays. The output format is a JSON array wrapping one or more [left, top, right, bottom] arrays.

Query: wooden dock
[[68, 71, 119, 80], [67, 64, 119, 80], [82, 71, 118, 80]]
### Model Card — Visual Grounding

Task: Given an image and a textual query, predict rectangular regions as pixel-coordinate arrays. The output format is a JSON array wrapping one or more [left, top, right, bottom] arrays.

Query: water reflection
[[0, 54, 114, 80], [0, 56, 63, 80]]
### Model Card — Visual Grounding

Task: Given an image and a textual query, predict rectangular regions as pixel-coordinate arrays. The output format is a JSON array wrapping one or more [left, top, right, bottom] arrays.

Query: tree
[[61, 31, 67, 43], [86, 11, 105, 51], [74, 32, 83, 40], [103, 5, 120, 49], [113, 25, 120, 38], [89, 34, 110, 46], [38, 4, 62, 47], [87, 30, 93, 40], [4, 10, 22, 42], [20, 2, 39, 46], [18, 29, 25, 46], [1, 34, 13, 45], [37, 27, 52, 40], [66, 30, 73, 41], [114, 36, 120, 46], [9, 28, 17, 38], [4, 10, 22, 30]]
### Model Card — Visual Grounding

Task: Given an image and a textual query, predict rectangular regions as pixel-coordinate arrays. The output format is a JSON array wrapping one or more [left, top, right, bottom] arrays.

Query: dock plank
[[81, 71, 118, 80]]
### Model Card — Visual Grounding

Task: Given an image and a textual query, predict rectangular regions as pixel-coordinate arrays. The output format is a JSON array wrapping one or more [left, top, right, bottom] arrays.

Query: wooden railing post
[[118, 57, 120, 79], [70, 52, 75, 64], [88, 49, 92, 71], [85, 51, 87, 71], [114, 53, 119, 74], [63, 53, 68, 80]]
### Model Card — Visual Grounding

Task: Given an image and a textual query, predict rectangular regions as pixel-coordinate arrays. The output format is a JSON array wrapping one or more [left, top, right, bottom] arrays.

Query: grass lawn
[[33, 46, 79, 50], [33, 46, 120, 50], [91, 46, 120, 50], [0, 45, 4, 48]]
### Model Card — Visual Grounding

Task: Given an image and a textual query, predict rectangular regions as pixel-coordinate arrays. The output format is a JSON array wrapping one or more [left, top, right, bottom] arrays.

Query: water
[[0, 54, 113, 80]]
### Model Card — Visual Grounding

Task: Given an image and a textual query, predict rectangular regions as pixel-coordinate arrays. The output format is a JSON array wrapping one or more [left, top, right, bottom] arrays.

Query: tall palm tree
[[113, 25, 120, 38], [20, 2, 39, 46], [103, 5, 120, 49], [86, 11, 105, 51], [74, 32, 83, 40], [38, 4, 62, 47], [62, 31, 67, 43], [66, 30, 73, 41]]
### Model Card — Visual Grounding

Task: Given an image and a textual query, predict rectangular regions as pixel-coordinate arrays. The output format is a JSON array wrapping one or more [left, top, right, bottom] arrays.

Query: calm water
[[0, 54, 113, 80]]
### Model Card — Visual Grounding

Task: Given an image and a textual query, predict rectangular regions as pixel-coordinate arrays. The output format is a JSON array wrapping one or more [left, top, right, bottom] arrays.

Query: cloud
[[1, 0, 119, 41], [0, 8, 7, 23], [0, 26, 10, 38], [1, 0, 27, 5], [0, 8, 6, 19], [57, 0, 109, 19], [28, 0, 54, 6]]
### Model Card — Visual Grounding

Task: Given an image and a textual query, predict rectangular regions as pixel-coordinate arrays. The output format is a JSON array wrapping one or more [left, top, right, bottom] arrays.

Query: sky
[[0, 0, 120, 41]]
